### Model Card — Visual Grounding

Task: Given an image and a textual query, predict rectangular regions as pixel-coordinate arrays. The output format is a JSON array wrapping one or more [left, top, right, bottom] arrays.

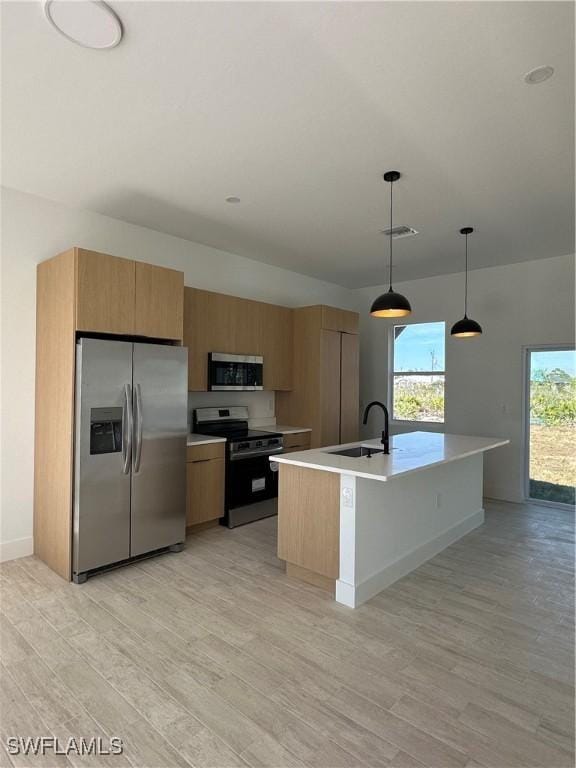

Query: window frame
[[388, 321, 446, 425]]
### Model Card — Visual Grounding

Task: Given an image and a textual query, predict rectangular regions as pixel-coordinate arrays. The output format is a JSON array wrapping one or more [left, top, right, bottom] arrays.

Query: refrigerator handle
[[133, 383, 143, 473], [122, 383, 133, 475]]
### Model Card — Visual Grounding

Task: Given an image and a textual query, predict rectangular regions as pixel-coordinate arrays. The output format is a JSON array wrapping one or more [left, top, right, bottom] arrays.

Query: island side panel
[[336, 453, 485, 608], [277, 464, 340, 589]]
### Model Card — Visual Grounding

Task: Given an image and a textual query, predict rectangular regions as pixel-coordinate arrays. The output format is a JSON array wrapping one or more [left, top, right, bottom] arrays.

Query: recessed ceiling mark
[[225, 197, 241, 204], [524, 65, 554, 84], [43, 0, 123, 50]]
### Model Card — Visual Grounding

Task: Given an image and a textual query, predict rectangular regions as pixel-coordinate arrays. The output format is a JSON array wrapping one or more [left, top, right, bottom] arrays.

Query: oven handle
[[229, 446, 284, 461]]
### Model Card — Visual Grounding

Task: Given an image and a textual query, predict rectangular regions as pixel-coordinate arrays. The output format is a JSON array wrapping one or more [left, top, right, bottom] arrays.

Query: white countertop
[[261, 425, 312, 435], [187, 433, 227, 447], [271, 431, 509, 482]]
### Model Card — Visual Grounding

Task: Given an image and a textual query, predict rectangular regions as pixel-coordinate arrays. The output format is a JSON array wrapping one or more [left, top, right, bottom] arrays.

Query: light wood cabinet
[[186, 442, 225, 527], [235, 296, 262, 357], [278, 464, 340, 581], [261, 303, 293, 391], [75, 249, 183, 340], [185, 288, 235, 390], [282, 431, 312, 452], [187, 443, 225, 462], [34, 249, 77, 579], [276, 306, 360, 448], [76, 249, 135, 335], [339, 332, 360, 444], [134, 262, 183, 340], [320, 306, 359, 335], [320, 329, 342, 447], [184, 287, 293, 391]]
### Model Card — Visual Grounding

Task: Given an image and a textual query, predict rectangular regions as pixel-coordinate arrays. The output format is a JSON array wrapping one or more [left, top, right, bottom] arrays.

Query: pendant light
[[451, 227, 483, 337], [370, 171, 412, 318]]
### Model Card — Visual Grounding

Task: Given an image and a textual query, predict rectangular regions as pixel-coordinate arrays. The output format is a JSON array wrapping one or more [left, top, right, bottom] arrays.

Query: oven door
[[208, 353, 263, 391], [226, 454, 278, 509]]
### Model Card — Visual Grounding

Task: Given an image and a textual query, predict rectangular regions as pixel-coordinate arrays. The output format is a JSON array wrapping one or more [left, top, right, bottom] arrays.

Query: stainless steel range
[[193, 407, 283, 528]]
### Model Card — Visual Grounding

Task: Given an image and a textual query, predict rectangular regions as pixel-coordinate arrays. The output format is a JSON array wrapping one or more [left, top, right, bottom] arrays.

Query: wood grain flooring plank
[[2, 658, 81, 729], [2, 500, 573, 768], [458, 703, 573, 768]]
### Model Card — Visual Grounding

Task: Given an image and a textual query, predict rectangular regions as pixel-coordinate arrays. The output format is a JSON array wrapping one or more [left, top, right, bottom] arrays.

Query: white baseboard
[[0, 536, 34, 563], [337, 508, 484, 608]]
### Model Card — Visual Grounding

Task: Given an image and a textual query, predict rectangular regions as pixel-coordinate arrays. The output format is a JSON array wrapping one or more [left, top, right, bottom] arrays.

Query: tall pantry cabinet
[[276, 305, 360, 448]]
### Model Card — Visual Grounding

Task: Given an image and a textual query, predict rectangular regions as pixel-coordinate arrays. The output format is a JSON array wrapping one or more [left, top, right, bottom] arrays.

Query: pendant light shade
[[370, 171, 412, 318], [451, 227, 482, 338], [370, 288, 412, 317], [450, 316, 483, 337]]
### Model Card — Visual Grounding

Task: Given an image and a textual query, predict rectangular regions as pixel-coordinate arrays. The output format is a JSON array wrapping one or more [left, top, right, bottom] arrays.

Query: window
[[525, 346, 576, 506], [390, 322, 445, 422]]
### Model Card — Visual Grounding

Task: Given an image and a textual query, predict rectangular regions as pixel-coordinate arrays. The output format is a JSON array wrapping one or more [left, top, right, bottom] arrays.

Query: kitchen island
[[272, 431, 509, 607]]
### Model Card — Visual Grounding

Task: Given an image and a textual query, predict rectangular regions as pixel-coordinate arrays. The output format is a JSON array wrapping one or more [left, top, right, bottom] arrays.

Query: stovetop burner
[[231, 428, 282, 442]]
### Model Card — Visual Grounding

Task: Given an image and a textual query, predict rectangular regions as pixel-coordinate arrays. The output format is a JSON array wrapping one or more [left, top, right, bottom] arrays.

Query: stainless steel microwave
[[208, 353, 264, 391]]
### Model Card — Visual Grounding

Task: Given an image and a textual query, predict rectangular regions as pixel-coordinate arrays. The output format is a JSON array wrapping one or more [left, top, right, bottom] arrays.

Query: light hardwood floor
[[0, 500, 573, 768]]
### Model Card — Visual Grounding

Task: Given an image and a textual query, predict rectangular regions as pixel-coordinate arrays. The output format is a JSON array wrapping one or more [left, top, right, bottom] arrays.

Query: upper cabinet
[[76, 249, 135, 335], [74, 248, 183, 341], [319, 305, 359, 335], [184, 288, 237, 390], [261, 303, 293, 391], [184, 287, 294, 391], [134, 261, 183, 340]]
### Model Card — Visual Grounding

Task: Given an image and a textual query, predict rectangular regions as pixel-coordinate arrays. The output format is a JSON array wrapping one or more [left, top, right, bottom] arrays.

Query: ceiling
[[2, 1, 574, 288]]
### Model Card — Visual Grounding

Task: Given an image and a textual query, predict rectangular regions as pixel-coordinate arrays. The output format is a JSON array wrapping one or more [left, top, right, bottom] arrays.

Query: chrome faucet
[[362, 401, 390, 455]]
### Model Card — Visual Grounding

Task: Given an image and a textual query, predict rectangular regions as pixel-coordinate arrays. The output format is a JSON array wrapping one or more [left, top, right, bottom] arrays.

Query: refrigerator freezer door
[[131, 343, 188, 556], [73, 338, 132, 576]]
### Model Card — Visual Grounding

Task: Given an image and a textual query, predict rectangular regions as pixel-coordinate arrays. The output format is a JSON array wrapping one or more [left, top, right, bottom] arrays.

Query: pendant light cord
[[388, 178, 394, 290], [464, 231, 468, 316]]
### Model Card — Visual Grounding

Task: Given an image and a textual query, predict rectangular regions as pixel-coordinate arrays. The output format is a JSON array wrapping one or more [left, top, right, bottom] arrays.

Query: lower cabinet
[[186, 443, 225, 527], [281, 431, 312, 454]]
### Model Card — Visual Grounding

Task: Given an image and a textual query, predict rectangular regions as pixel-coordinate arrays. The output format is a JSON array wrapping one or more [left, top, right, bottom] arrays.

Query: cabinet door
[[233, 297, 262, 356], [321, 306, 359, 335], [134, 262, 183, 340], [75, 249, 135, 335], [282, 431, 311, 451], [319, 329, 341, 447], [340, 333, 359, 443], [261, 303, 293, 390], [184, 288, 205, 390], [186, 458, 225, 526], [184, 289, 236, 390]]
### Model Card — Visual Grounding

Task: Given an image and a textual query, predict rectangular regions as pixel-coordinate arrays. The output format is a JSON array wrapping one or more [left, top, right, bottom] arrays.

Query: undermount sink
[[326, 446, 384, 458]]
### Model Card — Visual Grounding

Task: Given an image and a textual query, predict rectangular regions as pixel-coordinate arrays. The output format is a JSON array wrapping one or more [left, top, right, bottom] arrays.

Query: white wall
[[356, 253, 575, 503], [0, 187, 357, 560]]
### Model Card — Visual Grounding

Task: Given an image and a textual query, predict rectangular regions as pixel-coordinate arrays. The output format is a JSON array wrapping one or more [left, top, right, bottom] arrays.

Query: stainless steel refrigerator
[[73, 338, 188, 583]]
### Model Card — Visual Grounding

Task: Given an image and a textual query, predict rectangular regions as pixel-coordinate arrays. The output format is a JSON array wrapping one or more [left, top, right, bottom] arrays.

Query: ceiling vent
[[381, 225, 419, 239]]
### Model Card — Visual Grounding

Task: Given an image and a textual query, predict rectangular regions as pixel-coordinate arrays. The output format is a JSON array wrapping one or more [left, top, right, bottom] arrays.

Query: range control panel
[[229, 436, 283, 460]]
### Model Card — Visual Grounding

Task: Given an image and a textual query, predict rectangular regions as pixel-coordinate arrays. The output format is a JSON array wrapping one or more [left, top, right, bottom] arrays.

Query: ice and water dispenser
[[89, 407, 123, 455]]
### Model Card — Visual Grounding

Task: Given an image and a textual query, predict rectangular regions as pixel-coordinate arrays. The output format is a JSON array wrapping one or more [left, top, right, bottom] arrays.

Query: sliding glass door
[[525, 346, 576, 506]]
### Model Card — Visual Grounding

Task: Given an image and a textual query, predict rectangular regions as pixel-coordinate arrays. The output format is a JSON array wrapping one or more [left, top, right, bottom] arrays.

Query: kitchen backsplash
[[187, 390, 276, 430]]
